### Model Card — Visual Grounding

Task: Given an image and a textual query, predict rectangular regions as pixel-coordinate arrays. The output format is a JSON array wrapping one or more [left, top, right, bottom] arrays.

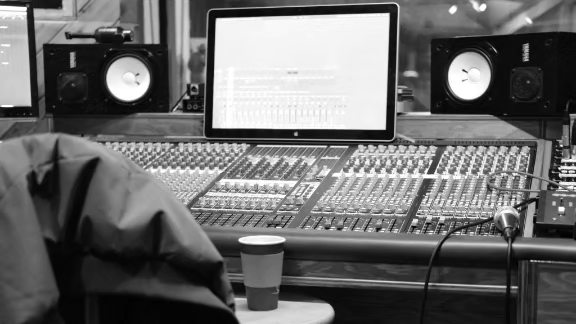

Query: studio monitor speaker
[[431, 32, 576, 116], [44, 44, 169, 114]]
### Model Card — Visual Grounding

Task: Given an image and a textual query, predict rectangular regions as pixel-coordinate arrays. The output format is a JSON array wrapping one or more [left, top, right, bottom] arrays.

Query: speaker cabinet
[[431, 32, 576, 115], [44, 44, 169, 114]]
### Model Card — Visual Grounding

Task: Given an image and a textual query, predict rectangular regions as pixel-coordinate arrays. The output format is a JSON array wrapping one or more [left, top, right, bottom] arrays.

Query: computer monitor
[[204, 3, 399, 142], [0, 1, 38, 117]]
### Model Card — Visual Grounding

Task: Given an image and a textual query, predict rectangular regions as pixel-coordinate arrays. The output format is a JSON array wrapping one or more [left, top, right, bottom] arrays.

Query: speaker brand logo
[[69, 51, 76, 69], [522, 43, 530, 63]]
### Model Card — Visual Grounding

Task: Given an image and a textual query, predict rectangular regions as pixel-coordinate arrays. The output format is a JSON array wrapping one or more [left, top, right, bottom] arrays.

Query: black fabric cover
[[0, 133, 237, 324]]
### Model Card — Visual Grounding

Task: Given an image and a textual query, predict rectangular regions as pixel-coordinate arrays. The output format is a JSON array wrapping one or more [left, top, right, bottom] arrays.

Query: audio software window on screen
[[212, 13, 390, 130], [0, 5, 31, 108]]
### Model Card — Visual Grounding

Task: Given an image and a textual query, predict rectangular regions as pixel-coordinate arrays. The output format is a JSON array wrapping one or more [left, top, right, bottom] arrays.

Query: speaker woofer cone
[[103, 53, 153, 104], [446, 49, 493, 102]]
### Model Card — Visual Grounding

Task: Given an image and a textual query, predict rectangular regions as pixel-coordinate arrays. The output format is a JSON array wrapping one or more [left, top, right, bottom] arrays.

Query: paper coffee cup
[[239, 235, 286, 311]]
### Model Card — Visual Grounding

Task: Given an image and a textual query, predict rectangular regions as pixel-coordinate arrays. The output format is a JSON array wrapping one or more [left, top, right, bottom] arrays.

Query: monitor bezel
[[0, 0, 38, 118], [204, 3, 399, 142]]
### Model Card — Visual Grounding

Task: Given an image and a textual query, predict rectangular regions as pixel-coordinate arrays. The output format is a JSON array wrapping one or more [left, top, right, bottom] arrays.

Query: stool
[[234, 296, 334, 324]]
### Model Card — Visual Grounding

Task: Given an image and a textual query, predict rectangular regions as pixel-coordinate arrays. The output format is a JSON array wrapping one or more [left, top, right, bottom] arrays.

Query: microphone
[[65, 26, 134, 44], [494, 206, 520, 241]]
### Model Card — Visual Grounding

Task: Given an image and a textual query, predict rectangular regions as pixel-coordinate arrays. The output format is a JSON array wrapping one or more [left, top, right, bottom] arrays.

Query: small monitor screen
[[205, 4, 398, 142], [0, 2, 37, 117]]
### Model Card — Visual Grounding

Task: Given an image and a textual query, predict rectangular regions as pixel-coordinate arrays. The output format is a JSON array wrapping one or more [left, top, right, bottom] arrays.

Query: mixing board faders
[[103, 141, 247, 204], [549, 140, 576, 191], [411, 145, 532, 235], [100, 140, 536, 237], [300, 144, 434, 233], [190, 145, 329, 228]]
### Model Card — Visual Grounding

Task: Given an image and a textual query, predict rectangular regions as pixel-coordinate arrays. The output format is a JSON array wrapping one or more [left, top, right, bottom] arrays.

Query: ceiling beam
[[494, 0, 563, 34]]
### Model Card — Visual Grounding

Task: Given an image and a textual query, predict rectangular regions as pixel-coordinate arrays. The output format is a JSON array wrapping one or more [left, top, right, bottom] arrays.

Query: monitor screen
[[205, 4, 398, 142], [0, 1, 37, 117]]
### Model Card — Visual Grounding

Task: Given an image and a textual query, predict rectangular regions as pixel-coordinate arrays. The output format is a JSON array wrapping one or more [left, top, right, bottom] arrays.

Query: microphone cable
[[499, 198, 538, 324], [419, 216, 493, 324], [418, 197, 539, 324], [505, 234, 513, 324], [496, 205, 521, 324]]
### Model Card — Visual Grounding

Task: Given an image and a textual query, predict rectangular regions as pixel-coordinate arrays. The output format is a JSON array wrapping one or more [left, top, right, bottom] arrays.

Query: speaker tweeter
[[57, 72, 88, 103], [510, 67, 542, 102]]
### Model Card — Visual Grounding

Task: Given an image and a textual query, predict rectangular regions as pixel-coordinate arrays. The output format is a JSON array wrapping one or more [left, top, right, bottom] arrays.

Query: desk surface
[[234, 297, 334, 324]]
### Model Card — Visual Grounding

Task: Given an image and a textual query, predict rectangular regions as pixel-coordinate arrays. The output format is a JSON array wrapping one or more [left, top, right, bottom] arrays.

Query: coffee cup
[[238, 235, 286, 311]]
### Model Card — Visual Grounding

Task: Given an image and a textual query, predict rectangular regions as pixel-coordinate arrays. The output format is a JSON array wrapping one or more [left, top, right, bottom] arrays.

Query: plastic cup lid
[[238, 235, 286, 245]]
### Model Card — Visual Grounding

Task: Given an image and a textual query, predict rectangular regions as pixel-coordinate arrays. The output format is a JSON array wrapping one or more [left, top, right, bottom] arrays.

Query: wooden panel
[[224, 257, 516, 290], [0, 119, 48, 140], [397, 114, 546, 140], [49, 113, 563, 140], [50, 114, 205, 137]]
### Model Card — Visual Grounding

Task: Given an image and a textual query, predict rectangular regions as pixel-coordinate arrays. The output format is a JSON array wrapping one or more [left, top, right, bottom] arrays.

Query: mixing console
[[536, 140, 576, 237], [101, 140, 535, 237]]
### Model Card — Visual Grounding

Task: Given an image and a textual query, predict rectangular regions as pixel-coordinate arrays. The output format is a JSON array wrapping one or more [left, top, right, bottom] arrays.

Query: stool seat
[[234, 296, 334, 324]]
